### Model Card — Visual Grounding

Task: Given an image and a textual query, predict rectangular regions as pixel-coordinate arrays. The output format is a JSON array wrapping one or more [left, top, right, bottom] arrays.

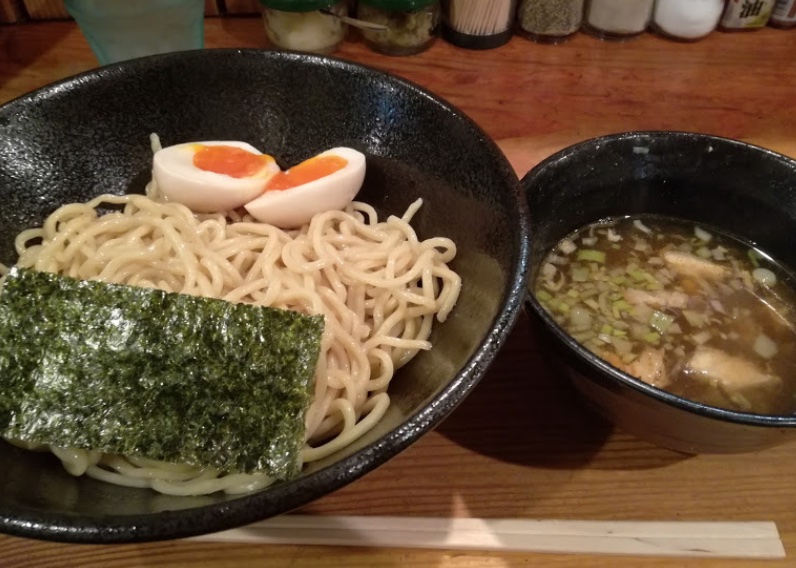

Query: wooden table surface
[[1, 17, 796, 568]]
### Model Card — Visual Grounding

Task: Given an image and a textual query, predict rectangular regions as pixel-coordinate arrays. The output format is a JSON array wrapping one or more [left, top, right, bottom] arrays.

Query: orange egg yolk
[[265, 155, 348, 191], [193, 145, 273, 179]]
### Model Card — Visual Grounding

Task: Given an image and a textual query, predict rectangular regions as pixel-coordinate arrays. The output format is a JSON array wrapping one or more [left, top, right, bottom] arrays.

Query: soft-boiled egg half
[[153, 141, 280, 213], [152, 141, 366, 228], [244, 147, 366, 228]]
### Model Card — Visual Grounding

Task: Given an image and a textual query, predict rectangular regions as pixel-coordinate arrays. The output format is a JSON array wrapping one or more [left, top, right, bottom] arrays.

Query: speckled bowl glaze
[[522, 131, 796, 455], [0, 49, 530, 543]]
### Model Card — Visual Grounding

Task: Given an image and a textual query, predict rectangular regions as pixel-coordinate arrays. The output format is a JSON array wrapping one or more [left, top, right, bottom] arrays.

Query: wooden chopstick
[[191, 515, 785, 558]]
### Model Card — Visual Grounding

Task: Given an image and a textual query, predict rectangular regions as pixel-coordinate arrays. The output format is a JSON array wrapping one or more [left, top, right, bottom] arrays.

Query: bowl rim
[[522, 129, 796, 428], [0, 48, 532, 543], [527, 130, 796, 174]]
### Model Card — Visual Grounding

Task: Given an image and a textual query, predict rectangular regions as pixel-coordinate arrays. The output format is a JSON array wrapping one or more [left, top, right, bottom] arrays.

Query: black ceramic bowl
[[522, 131, 796, 455], [0, 49, 529, 543]]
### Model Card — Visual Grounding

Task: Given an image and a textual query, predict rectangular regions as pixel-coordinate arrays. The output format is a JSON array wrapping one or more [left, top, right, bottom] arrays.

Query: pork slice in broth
[[685, 346, 782, 412], [627, 347, 669, 389], [624, 288, 689, 310], [662, 251, 728, 280]]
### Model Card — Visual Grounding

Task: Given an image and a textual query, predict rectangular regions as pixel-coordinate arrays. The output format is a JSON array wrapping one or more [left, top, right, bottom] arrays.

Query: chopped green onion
[[682, 310, 705, 328], [559, 239, 577, 255], [613, 337, 633, 354], [696, 246, 712, 259], [644, 280, 663, 291], [634, 219, 652, 234], [643, 331, 661, 344], [571, 265, 590, 282], [569, 306, 592, 328], [694, 226, 713, 242], [572, 331, 596, 343], [536, 289, 552, 302], [753, 333, 778, 359], [628, 269, 651, 283], [577, 249, 606, 263], [611, 299, 632, 320], [753, 267, 777, 287], [649, 310, 674, 334], [613, 299, 632, 312]]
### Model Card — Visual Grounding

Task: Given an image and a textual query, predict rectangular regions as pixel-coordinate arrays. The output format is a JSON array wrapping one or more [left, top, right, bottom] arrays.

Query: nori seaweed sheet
[[0, 267, 324, 479]]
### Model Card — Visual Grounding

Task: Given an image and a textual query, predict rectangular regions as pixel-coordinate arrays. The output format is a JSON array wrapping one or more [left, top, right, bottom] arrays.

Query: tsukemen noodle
[[0, 135, 462, 496], [534, 215, 796, 415]]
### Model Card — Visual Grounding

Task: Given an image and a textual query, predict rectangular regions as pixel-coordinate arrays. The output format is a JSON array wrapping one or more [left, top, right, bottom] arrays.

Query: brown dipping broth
[[534, 215, 796, 415]]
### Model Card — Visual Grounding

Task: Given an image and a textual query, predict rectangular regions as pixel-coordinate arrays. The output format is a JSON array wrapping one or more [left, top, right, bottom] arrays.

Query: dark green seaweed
[[0, 267, 324, 479]]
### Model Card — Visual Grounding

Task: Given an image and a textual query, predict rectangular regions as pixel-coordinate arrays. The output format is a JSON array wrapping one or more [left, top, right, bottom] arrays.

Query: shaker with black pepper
[[517, 0, 585, 43]]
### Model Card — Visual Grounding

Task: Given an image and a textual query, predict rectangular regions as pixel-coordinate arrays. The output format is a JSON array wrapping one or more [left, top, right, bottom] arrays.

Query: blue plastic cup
[[64, 0, 205, 65]]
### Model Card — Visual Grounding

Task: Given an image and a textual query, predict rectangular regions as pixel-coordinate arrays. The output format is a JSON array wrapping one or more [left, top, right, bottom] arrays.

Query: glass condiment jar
[[719, 0, 776, 31], [442, 0, 517, 50], [584, 0, 654, 39], [516, 0, 585, 44], [258, 0, 349, 54], [770, 0, 796, 28], [651, 0, 724, 41], [357, 0, 441, 55]]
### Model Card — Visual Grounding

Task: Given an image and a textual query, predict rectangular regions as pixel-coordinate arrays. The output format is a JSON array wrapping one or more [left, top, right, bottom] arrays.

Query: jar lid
[[359, 0, 437, 10], [257, 0, 338, 11]]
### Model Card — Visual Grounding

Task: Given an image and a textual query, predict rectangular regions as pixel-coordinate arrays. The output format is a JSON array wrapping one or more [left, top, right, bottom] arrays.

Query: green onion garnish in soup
[[534, 215, 796, 415]]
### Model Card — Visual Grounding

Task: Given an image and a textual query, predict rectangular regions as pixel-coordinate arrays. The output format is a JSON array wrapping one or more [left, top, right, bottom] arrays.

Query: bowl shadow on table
[[436, 311, 693, 472], [0, 24, 73, 92]]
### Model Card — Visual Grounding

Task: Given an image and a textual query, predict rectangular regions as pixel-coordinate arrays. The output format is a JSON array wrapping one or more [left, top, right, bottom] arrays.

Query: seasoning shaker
[[769, 0, 796, 27], [719, 0, 776, 31], [442, 0, 517, 50], [651, 0, 724, 41], [258, 0, 349, 54], [357, 0, 441, 55], [516, 0, 585, 44], [583, 0, 654, 40]]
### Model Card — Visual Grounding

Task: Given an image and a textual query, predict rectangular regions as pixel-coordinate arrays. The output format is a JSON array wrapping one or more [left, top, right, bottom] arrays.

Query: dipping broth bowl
[[522, 131, 796, 454], [0, 49, 530, 543]]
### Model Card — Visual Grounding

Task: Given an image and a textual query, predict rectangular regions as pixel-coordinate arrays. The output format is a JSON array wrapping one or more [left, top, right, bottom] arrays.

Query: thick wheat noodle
[[2, 192, 460, 496]]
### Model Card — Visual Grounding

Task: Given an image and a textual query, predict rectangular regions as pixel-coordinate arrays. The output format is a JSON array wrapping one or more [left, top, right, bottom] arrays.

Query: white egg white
[[152, 140, 280, 213], [244, 147, 366, 229]]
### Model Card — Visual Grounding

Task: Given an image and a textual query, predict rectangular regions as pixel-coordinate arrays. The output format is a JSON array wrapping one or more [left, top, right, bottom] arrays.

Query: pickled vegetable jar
[[258, 0, 349, 54], [357, 0, 441, 56]]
